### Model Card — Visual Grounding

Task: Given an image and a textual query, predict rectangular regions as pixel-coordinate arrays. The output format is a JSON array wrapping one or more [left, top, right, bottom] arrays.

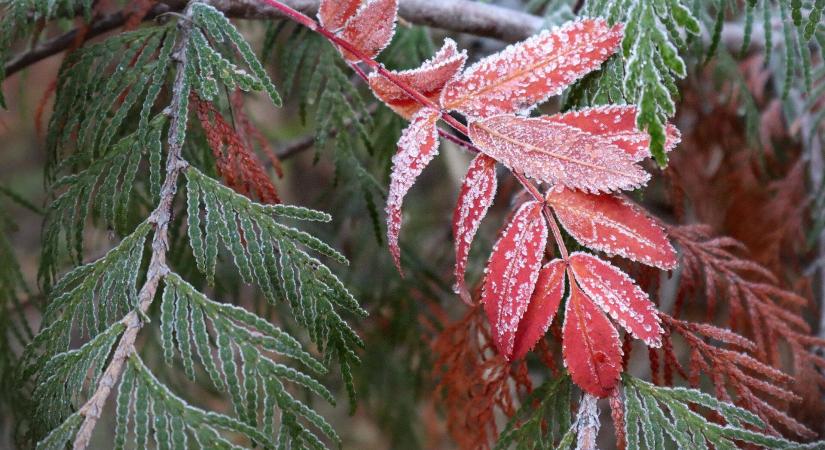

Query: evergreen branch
[[70, 3, 197, 448]]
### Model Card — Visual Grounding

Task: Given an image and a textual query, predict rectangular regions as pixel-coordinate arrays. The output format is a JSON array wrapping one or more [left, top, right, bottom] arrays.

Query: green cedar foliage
[[622, 376, 820, 450], [574, 0, 823, 165], [495, 375, 575, 450], [21, 2, 364, 449]]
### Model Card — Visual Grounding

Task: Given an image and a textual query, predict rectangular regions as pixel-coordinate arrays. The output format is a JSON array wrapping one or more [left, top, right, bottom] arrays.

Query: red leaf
[[546, 189, 677, 269], [369, 38, 466, 119], [318, 0, 362, 30], [441, 18, 622, 118], [512, 259, 566, 361], [339, 0, 398, 62], [468, 115, 650, 193], [452, 153, 497, 303], [569, 252, 663, 346], [482, 201, 548, 358], [386, 108, 440, 273], [541, 105, 681, 161], [563, 281, 623, 397]]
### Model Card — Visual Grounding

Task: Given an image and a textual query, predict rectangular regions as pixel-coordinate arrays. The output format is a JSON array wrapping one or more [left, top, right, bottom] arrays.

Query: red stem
[[259, 0, 570, 261]]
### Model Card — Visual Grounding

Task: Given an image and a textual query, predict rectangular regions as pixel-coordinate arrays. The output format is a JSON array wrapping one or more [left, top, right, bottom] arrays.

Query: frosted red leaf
[[563, 281, 623, 397], [482, 201, 547, 359], [369, 39, 467, 118], [318, 0, 362, 30], [452, 154, 497, 303], [511, 259, 566, 361], [569, 252, 663, 346], [546, 189, 677, 269], [541, 105, 681, 161], [386, 108, 440, 273], [468, 115, 650, 193], [441, 18, 622, 118], [339, 0, 398, 62]]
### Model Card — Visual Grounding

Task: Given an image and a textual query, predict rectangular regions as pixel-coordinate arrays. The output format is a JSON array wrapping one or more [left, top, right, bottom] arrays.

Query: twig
[[70, 3, 197, 448], [575, 393, 601, 450]]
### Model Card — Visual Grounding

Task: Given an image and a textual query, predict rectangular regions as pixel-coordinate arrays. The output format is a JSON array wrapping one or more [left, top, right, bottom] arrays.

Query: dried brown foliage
[[431, 308, 532, 450], [193, 94, 280, 204]]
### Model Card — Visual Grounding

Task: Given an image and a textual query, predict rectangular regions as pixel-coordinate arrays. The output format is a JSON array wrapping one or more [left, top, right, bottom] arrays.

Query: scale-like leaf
[[339, 0, 398, 62], [386, 108, 440, 273], [469, 115, 649, 193], [318, 0, 362, 30], [512, 259, 566, 361], [368, 38, 466, 118], [541, 105, 681, 161], [569, 252, 663, 346], [563, 282, 622, 397], [547, 189, 677, 269], [481, 201, 547, 359], [441, 18, 622, 118], [452, 154, 497, 303]]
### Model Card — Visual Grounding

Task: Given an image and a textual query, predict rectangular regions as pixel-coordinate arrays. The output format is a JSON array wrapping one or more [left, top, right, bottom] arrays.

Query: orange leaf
[[441, 18, 622, 118], [339, 0, 398, 62], [368, 38, 466, 118], [468, 115, 649, 193], [563, 281, 623, 397], [318, 0, 362, 30], [482, 201, 547, 358], [452, 153, 497, 303], [546, 188, 677, 269], [569, 252, 663, 346], [541, 105, 681, 161], [512, 259, 566, 361], [386, 108, 440, 273]]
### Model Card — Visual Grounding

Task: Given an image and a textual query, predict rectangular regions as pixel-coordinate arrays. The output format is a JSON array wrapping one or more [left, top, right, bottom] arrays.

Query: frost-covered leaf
[[469, 115, 649, 193], [569, 252, 663, 346], [318, 0, 362, 30], [339, 0, 398, 62], [563, 282, 622, 397], [386, 108, 440, 273], [368, 38, 466, 118], [512, 259, 566, 361], [542, 105, 680, 161], [452, 153, 497, 302], [481, 201, 547, 359], [547, 189, 677, 269], [441, 18, 622, 118]]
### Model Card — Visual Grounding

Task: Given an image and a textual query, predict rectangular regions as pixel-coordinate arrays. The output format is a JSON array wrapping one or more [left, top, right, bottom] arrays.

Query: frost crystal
[[441, 18, 623, 118], [452, 154, 497, 302], [469, 115, 650, 193], [569, 252, 664, 347], [547, 188, 677, 269], [562, 282, 623, 397], [386, 108, 440, 273], [369, 38, 466, 118], [481, 201, 548, 358], [542, 105, 681, 161], [511, 259, 566, 361], [338, 0, 398, 62]]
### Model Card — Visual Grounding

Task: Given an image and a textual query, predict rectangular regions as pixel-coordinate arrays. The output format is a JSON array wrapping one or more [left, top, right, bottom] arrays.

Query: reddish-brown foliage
[[670, 225, 825, 432], [432, 308, 531, 450], [193, 95, 280, 204]]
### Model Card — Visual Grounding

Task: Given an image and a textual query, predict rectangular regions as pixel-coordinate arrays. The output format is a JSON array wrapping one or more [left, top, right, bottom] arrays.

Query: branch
[[70, 3, 196, 448], [4, 0, 542, 80]]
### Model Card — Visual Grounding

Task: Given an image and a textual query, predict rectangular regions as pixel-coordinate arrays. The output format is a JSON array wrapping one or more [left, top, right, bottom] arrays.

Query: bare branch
[[4, 0, 542, 80], [70, 3, 197, 448]]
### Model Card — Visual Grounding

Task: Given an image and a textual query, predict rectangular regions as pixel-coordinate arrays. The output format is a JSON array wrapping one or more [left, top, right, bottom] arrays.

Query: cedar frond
[[186, 167, 366, 407], [670, 225, 825, 436], [495, 375, 574, 449], [662, 314, 816, 439], [623, 375, 803, 449], [193, 95, 280, 204], [432, 308, 532, 449]]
